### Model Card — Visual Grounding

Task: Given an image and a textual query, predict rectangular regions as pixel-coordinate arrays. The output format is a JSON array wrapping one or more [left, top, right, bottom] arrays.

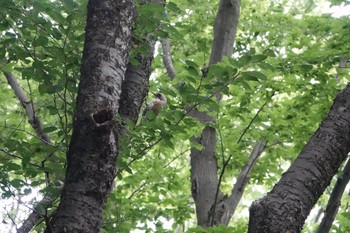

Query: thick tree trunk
[[45, 1, 134, 232], [190, 0, 241, 227], [248, 83, 350, 233]]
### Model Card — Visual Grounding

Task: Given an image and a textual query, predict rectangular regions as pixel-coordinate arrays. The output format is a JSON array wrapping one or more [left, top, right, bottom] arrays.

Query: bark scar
[[91, 107, 114, 126]]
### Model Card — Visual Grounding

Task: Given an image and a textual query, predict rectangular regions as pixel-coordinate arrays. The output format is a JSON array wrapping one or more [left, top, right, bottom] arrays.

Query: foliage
[[0, 0, 350, 232], [0, 0, 86, 231], [187, 225, 239, 233]]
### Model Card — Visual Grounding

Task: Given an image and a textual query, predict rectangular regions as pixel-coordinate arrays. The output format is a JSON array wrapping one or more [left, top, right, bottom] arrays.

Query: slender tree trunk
[[190, 0, 241, 227], [248, 83, 350, 233], [316, 158, 350, 233], [45, 1, 134, 232]]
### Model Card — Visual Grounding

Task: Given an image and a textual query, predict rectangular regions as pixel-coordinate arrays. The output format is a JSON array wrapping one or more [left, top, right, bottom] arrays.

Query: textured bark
[[118, 0, 162, 124], [190, 0, 241, 227], [316, 158, 350, 233], [248, 83, 350, 233], [119, 40, 155, 124], [118, 62, 152, 124], [45, 1, 134, 232]]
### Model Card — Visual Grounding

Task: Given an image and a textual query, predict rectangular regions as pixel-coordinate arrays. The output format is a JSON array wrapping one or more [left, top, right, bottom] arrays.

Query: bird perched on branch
[[143, 92, 167, 118]]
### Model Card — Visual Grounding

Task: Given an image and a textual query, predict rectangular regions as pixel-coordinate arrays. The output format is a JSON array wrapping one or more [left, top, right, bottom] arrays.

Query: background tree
[[1, 0, 350, 232]]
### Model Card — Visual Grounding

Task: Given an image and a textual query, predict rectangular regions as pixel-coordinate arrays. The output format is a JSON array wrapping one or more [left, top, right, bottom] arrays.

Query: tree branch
[[3, 71, 63, 233], [190, 0, 241, 226], [316, 157, 350, 233], [45, 1, 135, 231], [4, 72, 51, 144], [209, 141, 266, 225], [161, 38, 176, 80], [118, 0, 164, 125], [225, 141, 266, 222], [17, 195, 55, 233], [249, 83, 350, 232]]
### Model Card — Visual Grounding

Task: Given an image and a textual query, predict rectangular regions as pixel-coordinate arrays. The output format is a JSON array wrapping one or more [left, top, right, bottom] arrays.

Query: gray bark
[[4, 71, 51, 145], [248, 83, 350, 233], [119, 38, 156, 123], [190, 0, 241, 227], [45, 1, 134, 232], [118, 0, 162, 124], [220, 141, 266, 224], [209, 0, 240, 65], [190, 126, 220, 227], [161, 38, 176, 80]]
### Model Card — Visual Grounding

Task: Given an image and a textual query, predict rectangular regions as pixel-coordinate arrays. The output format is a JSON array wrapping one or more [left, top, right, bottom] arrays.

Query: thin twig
[[236, 93, 274, 144], [127, 182, 148, 199], [117, 72, 241, 176], [0, 148, 41, 168], [163, 149, 190, 168], [210, 94, 273, 225], [210, 118, 227, 226]]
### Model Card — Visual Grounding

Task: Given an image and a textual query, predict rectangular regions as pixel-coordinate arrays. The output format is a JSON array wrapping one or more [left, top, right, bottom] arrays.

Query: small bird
[[143, 92, 167, 118]]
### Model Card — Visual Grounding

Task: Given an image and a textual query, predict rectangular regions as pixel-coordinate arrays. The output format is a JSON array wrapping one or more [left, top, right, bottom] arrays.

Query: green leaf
[[185, 60, 199, 69], [10, 179, 24, 188], [239, 55, 251, 65], [228, 57, 241, 67], [258, 62, 275, 71], [43, 126, 57, 133], [167, 2, 181, 12], [4, 162, 22, 171], [238, 80, 252, 91], [125, 166, 133, 174], [186, 66, 199, 77], [21, 154, 31, 168], [35, 35, 49, 46], [241, 71, 267, 81], [263, 49, 276, 57], [47, 106, 58, 115], [250, 54, 267, 63], [23, 188, 32, 195]]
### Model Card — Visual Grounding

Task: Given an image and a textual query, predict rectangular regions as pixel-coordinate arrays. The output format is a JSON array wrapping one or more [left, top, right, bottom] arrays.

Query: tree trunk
[[191, 0, 241, 227], [191, 126, 220, 227], [316, 158, 350, 233], [190, 0, 241, 227], [118, 0, 163, 124], [248, 83, 350, 233], [45, 1, 134, 232]]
